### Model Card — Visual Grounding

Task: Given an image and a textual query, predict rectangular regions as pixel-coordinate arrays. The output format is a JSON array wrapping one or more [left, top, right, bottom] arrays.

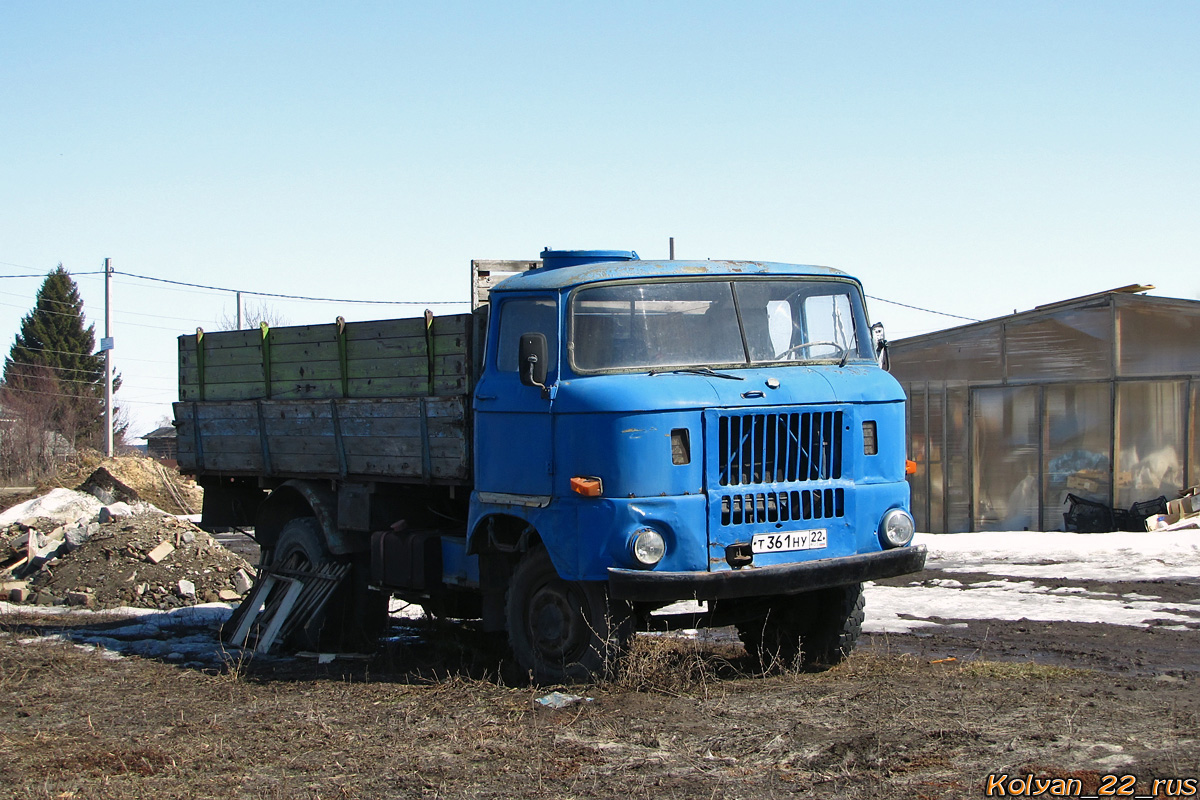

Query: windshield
[[569, 278, 872, 372]]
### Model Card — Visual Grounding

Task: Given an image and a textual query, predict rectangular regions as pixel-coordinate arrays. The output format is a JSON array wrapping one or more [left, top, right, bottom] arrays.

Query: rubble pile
[[75, 456, 203, 515], [1, 469, 253, 611]]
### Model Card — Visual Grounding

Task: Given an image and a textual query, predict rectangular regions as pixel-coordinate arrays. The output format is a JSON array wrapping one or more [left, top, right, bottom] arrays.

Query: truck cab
[[468, 250, 925, 680]]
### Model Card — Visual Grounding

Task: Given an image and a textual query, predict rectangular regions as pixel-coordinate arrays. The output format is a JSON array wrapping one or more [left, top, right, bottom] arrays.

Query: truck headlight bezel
[[879, 508, 915, 548], [629, 528, 666, 567]]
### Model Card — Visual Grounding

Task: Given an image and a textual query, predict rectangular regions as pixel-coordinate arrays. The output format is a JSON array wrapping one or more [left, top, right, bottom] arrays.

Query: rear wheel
[[269, 517, 385, 651], [506, 546, 632, 684], [736, 583, 865, 671]]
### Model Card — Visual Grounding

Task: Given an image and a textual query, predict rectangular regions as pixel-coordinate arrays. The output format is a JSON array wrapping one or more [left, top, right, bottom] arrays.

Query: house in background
[[143, 426, 178, 464], [888, 286, 1200, 532]]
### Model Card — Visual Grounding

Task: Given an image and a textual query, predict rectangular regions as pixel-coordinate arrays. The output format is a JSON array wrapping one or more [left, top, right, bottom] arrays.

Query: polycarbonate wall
[[1114, 381, 1186, 510], [895, 294, 1200, 532], [1043, 383, 1111, 530]]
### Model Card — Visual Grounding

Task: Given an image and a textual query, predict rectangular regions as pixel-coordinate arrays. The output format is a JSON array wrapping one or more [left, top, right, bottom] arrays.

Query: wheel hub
[[528, 583, 587, 662]]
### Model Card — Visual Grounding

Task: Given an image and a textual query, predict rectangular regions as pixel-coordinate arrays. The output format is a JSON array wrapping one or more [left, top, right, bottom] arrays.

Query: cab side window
[[497, 298, 558, 373]]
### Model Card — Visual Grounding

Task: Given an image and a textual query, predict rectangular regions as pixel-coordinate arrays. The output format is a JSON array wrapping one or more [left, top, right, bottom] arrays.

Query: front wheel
[[506, 546, 632, 684], [736, 583, 865, 672]]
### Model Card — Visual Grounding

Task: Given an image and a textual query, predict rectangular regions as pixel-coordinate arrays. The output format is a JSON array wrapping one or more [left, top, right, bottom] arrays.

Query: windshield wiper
[[648, 366, 745, 381]]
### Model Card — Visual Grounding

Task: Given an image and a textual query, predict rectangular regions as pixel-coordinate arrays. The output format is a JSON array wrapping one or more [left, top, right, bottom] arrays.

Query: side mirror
[[871, 322, 890, 371], [518, 332, 548, 389]]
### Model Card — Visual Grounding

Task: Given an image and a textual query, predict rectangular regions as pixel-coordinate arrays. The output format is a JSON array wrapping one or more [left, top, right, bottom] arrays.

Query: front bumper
[[608, 544, 927, 602]]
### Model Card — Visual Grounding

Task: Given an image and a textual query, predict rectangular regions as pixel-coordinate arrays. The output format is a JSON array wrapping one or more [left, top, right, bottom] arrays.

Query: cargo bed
[[174, 312, 480, 485]]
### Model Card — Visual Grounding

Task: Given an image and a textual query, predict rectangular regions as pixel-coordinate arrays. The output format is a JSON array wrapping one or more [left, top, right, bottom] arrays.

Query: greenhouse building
[[889, 286, 1200, 533]]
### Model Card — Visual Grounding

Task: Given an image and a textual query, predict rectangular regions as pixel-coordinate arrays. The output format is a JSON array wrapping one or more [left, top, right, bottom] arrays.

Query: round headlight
[[879, 508, 915, 548], [630, 528, 666, 567]]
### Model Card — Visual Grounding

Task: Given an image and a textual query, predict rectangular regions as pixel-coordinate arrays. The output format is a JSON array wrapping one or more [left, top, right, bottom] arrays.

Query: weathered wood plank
[[193, 451, 265, 472], [180, 355, 468, 388], [348, 331, 468, 357], [345, 315, 470, 340], [179, 376, 468, 401], [179, 329, 263, 351], [175, 394, 470, 480], [180, 346, 264, 369]]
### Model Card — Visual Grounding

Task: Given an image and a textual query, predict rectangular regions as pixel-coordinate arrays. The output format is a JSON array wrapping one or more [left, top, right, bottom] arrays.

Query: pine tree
[[1, 265, 113, 448]]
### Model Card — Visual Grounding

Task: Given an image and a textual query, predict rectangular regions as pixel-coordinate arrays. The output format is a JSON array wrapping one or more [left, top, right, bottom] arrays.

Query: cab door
[[473, 295, 559, 497]]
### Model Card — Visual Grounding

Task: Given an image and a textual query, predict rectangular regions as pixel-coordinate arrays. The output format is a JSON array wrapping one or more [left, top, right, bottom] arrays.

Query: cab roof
[[491, 259, 857, 294]]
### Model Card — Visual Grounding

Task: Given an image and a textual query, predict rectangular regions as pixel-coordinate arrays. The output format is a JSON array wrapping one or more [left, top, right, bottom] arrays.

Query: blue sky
[[2, 2, 1198, 437]]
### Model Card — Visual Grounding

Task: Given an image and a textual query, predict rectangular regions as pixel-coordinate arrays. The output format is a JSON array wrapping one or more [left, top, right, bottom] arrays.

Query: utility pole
[[237, 291, 244, 329], [102, 258, 114, 457], [669, 237, 675, 260]]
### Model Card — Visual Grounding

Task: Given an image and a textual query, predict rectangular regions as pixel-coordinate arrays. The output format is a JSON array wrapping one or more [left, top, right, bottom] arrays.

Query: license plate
[[751, 529, 828, 554]]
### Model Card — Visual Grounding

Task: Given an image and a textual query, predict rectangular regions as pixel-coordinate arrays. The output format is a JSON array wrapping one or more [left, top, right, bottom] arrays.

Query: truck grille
[[716, 410, 843, 486], [720, 488, 845, 525]]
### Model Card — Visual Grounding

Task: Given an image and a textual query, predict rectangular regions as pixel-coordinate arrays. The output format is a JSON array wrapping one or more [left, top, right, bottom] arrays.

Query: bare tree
[[218, 300, 288, 331], [0, 366, 69, 481]]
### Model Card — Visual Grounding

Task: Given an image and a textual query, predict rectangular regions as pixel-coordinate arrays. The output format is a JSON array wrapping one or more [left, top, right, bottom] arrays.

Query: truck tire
[[736, 583, 865, 672], [505, 546, 632, 684], [271, 517, 385, 652]]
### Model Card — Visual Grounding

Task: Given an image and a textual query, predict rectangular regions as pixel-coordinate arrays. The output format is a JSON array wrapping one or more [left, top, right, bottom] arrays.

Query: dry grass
[[1, 625, 1196, 800]]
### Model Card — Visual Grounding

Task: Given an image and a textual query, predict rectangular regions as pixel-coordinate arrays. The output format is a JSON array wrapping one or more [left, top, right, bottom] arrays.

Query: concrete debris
[[76, 466, 140, 506], [1, 486, 254, 611], [146, 541, 176, 564], [232, 568, 254, 595]]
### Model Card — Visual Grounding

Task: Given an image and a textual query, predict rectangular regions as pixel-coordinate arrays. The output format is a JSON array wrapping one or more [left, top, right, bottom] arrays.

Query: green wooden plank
[[343, 317, 428, 340], [180, 374, 470, 401], [268, 323, 341, 347], [344, 334, 466, 360], [187, 329, 268, 350], [180, 363, 266, 385], [264, 340, 342, 364], [182, 359, 469, 395], [181, 346, 265, 369]]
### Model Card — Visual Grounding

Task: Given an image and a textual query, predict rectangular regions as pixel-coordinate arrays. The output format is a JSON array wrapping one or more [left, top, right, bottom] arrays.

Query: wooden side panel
[[471, 259, 539, 309], [174, 396, 470, 483], [178, 313, 475, 402]]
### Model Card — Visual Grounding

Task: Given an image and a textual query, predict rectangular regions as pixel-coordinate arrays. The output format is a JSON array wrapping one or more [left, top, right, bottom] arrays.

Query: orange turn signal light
[[905, 459, 917, 475], [570, 476, 603, 497]]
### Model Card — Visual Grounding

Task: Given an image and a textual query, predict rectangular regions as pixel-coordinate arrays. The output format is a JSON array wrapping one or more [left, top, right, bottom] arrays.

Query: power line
[[0, 384, 162, 406], [0, 270, 106, 279], [4, 359, 103, 377], [0, 300, 93, 319], [865, 294, 979, 323], [114, 270, 469, 306]]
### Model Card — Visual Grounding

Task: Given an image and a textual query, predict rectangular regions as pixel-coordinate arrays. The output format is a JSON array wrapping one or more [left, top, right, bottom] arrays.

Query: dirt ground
[[2, 571, 1198, 800], [868, 569, 1200, 679]]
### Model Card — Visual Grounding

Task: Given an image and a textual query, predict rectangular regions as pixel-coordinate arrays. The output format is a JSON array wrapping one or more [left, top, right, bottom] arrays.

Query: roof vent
[[539, 248, 639, 270]]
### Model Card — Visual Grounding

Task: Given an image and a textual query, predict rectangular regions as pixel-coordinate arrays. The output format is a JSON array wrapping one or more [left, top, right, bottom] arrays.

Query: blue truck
[[175, 248, 925, 682]]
